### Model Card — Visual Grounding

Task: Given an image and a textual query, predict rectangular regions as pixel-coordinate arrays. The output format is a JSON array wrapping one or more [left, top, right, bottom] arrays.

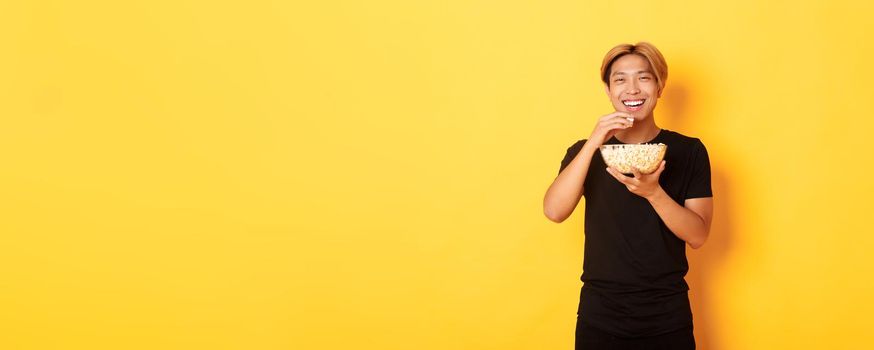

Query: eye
[[614, 78, 624, 83], [640, 76, 651, 81]]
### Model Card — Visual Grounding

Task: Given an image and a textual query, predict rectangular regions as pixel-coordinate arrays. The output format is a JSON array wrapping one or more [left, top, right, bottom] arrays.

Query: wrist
[[645, 186, 667, 203], [581, 143, 600, 156]]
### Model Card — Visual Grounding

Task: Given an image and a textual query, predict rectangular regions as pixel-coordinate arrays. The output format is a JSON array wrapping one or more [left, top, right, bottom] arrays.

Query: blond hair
[[600, 42, 668, 93]]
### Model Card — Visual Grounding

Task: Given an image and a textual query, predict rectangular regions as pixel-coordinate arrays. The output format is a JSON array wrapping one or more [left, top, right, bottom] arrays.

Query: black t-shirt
[[558, 129, 712, 338]]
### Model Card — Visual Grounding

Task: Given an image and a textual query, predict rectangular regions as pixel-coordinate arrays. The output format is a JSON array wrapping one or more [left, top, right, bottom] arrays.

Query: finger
[[612, 111, 634, 119], [600, 111, 629, 120], [600, 120, 632, 131], [609, 121, 631, 130], [608, 114, 634, 126], [630, 166, 642, 179], [599, 116, 631, 125], [616, 115, 634, 127], [599, 113, 622, 122], [606, 167, 633, 185], [653, 160, 666, 177], [617, 114, 634, 122], [600, 112, 634, 123]]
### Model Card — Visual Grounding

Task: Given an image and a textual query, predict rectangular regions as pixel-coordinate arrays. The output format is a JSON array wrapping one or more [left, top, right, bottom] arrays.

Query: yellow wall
[[2, 1, 873, 349]]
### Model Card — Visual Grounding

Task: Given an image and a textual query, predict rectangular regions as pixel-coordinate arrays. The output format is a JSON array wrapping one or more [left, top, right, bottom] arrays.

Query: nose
[[627, 80, 640, 94]]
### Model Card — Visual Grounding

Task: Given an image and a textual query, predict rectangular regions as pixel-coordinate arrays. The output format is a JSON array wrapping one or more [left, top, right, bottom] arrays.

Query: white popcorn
[[599, 143, 667, 174]]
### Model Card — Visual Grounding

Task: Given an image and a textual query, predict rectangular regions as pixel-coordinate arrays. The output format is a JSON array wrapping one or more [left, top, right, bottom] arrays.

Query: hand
[[606, 160, 666, 199], [586, 112, 635, 149]]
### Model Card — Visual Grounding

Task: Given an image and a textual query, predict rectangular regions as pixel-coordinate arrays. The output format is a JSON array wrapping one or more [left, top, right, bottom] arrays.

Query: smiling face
[[605, 54, 661, 120]]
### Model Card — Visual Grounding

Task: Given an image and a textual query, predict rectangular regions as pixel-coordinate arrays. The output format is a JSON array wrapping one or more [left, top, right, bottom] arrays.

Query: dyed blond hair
[[600, 42, 668, 94]]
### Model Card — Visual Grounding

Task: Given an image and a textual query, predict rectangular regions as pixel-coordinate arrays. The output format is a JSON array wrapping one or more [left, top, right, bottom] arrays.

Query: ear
[[656, 86, 663, 98], [604, 84, 610, 96]]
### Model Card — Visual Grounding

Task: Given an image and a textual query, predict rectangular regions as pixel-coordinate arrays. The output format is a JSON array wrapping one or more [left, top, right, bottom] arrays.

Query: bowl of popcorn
[[599, 143, 667, 174]]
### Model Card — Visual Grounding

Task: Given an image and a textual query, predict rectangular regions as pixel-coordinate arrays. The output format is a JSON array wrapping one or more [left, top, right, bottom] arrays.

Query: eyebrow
[[611, 70, 653, 76]]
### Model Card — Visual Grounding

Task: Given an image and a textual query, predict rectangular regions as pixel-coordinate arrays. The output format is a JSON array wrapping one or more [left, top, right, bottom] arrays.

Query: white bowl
[[599, 143, 667, 174]]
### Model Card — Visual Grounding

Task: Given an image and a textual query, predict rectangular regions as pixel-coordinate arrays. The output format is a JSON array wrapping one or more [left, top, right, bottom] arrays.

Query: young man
[[543, 42, 713, 349]]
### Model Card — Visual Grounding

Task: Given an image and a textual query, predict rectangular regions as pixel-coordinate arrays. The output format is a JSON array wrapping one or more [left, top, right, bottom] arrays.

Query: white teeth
[[623, 99, 645, 107]]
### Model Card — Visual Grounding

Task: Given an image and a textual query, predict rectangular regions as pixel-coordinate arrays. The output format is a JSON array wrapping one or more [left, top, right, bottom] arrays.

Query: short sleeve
[[559, 140, 586, 175], [685, 139, 712, 199]]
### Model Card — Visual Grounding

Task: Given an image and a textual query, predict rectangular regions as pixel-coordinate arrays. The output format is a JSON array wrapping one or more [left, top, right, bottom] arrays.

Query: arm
[[544, 112, 635, 223], [543, 143, 597, 223], [647, 191, 712, 249], [606, 161, 713, 249]]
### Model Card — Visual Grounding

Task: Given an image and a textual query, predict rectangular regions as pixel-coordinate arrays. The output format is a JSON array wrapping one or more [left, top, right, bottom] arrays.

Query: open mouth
[[622, 99, 646, 111]]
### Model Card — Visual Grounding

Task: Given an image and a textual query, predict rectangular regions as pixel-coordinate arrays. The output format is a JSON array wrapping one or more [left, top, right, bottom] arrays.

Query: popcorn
[[599, 143, 667, 174]]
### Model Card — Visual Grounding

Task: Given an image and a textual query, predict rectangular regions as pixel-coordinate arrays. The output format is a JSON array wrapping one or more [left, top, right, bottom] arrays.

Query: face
[[605, 54, 661, 120]]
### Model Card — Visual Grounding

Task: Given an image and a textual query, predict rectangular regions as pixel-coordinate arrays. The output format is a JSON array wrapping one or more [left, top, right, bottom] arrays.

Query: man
[[543, 42, 713, 349]]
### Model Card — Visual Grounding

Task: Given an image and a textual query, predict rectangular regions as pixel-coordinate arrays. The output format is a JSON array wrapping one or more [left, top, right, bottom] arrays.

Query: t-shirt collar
[[608, 128, 665, 145]]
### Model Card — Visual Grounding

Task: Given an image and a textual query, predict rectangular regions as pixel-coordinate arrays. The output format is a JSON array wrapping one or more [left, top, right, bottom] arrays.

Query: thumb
[[653, 160, 667, 177]]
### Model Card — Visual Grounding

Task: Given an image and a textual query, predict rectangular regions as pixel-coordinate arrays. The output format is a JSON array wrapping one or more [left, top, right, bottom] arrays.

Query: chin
[[631, 107, 655, 118], [627, 110, 646, 118]]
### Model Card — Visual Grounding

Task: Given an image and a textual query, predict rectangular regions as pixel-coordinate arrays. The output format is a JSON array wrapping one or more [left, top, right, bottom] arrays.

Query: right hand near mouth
[[543, 111, 635, 223], [586, 112, 635, 149]]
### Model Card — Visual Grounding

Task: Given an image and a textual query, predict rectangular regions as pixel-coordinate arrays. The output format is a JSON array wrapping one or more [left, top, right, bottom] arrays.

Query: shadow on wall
[[659, 76, 734, 350]]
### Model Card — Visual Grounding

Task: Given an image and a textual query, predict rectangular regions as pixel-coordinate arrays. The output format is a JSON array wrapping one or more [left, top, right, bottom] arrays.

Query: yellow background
[[2, 1, 873, 349]]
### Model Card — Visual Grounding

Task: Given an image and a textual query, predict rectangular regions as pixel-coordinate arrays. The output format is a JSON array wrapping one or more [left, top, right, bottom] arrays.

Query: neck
[[614, 115, 661, 143]]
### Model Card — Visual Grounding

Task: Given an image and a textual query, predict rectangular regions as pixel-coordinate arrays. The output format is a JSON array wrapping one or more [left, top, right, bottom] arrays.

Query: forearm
[[543, 144, 598, 223], [646, 188, 709, 248]]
